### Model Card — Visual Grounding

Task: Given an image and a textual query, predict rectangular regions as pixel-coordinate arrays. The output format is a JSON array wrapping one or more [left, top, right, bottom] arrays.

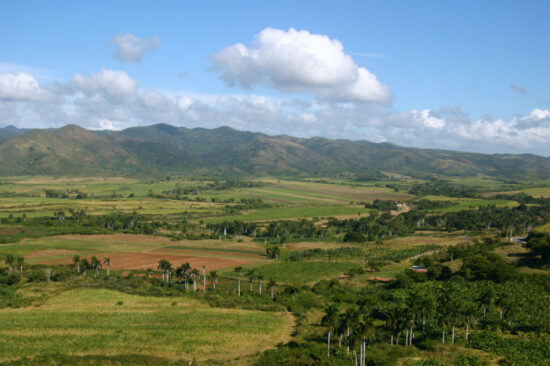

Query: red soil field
[[39, 252, 262, 270]]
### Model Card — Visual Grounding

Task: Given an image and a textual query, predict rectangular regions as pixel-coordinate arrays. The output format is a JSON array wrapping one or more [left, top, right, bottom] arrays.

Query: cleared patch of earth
[[38, 252, 264, 270]]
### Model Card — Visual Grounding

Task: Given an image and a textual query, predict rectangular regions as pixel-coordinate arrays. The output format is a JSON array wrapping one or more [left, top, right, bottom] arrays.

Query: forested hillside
[[0, 124, 549, 178]]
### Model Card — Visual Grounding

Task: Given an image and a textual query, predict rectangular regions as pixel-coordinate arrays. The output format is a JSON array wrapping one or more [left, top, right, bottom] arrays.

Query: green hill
[[0, 123, 549, 178]]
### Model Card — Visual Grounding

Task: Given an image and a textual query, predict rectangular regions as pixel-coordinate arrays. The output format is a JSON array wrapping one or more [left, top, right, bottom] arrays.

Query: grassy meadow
[[0, 287, 293, 364]]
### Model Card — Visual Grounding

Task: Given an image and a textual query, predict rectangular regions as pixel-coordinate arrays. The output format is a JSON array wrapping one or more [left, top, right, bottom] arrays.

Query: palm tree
[[157, 259, 173, 284], [246, 269, 256, 292], [15, 256, 24, 273], [357, 317, 375, 366], [90, 256, 101, 278], [79, 258, 90, 276], [5, 254, 15, 274], [267, 279, 277, 299], [72, 255, 81, 272], [177, 262, 191, 289], [321, 304, 340, 358], [234, 266, 244, 296], [45, 268, 53, 282], [103, 257, 112, 276], [202, 265, 207, 294], [191, 268, 200, 292], [479, 285, 495, 319], [208, 271, 218, 290], [257, 274, 264, 295]]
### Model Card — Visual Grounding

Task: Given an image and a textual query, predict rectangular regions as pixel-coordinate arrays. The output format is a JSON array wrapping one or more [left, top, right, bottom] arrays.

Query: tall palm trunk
[[327, 330, 331, 357], [442, 327, 446, 344], [238, 277, 241, 296], [465, 323, 469, 342], [452, 324, 455, 344]]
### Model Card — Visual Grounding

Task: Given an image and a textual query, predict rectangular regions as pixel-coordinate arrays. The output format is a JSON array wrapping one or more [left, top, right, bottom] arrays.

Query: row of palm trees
[[234, 266, 277, 299], [72, 255, 112, 278], [154, 261, 278, 297]]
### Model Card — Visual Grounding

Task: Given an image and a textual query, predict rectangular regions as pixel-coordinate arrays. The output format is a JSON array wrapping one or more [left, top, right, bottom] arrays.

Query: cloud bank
[[0, 68, 548, 156]]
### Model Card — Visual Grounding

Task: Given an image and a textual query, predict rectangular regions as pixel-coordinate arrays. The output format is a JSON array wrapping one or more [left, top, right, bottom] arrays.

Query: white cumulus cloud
[[0, 72, 55, 102], [212, 27, 392, 104], [110, 33, 160, 63], [72, 69, 138, 100]]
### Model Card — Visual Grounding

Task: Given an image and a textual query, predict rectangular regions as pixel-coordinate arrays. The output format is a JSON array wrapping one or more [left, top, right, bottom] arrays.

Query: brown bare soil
[[39, 252, 262, 270], [26, 249, 76, 259]]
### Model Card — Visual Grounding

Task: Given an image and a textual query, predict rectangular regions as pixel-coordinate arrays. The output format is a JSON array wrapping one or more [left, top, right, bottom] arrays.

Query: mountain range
[[0, 123, 549, 179]]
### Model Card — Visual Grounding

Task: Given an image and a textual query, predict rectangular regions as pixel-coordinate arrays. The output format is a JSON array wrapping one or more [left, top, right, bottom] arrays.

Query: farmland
[[1, 176, 550, 365], [0, 287, 293, 364]]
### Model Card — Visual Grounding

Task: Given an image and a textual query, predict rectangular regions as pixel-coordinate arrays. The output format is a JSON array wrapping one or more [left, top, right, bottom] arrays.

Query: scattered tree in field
[[234, 266, 244, 296], [266, 245, 280, 260], [202, 265, 206, 294], [321, 304, 340, 358], [191, 269, 200, 292], [79, 258, 90, 276], [72, 255, 81, 272], [208, 271, 218, 290], [267, 279, 277, 299], [5, 254, 15, 274], [246, 269, 256, 292], [45, 268, 52, 282], [257, 274, 264, 294], [16, 256, 24, 273], [157, 259, 173, 284], [103, 257, 112, 276], [91, 256, 101, 278], [176, 262, 191, 289]]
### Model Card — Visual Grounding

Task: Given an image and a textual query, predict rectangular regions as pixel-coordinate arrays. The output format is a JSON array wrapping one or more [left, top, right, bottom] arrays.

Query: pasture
[[0, 287, 293, 364]]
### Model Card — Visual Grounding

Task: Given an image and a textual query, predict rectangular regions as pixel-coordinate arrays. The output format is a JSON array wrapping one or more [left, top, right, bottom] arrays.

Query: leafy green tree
[[266, 245, 280, 260], [526, 231, 550, 263]]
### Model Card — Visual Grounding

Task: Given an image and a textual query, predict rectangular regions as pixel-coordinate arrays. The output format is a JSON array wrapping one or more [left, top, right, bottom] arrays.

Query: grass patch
[[0, 288, 292, 363]]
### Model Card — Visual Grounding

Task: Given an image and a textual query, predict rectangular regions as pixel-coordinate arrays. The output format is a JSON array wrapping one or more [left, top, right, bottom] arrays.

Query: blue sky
[[1, 0, 549, 155]]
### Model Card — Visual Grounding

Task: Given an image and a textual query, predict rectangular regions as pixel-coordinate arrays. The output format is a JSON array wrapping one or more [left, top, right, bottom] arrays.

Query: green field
[[0, 288, 292, 364], [419, 195, 517, 212], [207, 204, 369, 222]]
